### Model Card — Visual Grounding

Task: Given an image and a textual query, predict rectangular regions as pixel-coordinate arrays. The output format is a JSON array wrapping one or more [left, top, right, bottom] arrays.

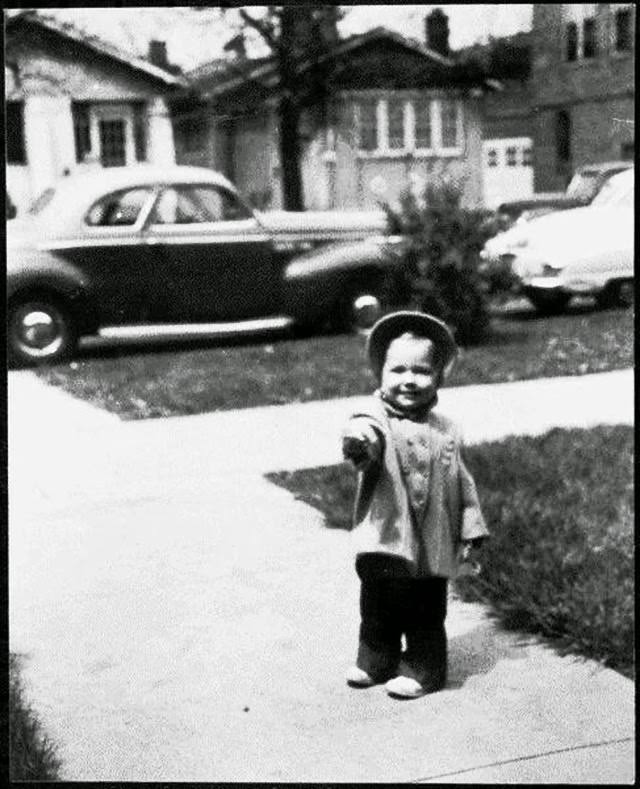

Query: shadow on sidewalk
[[447, 619, 531, 689]]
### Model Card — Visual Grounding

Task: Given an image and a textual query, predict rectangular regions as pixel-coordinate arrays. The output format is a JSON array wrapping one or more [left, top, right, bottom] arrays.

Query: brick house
[[5, 10, 184, 216], [531, 3, 635, 192], [172, 11, 498, 211]]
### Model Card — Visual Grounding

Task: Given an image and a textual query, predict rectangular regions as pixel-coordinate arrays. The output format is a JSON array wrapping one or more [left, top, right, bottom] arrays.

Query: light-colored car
[[482, 168, 634, 313], [7, 165, 402, 366], [495, 160, 632, 224]]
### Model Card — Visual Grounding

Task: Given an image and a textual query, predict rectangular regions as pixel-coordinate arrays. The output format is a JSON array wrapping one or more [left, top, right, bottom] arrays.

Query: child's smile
[[380, 335, 439, 410]]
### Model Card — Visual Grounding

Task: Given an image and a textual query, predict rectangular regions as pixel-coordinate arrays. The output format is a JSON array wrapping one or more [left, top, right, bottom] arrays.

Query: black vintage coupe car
[[7, 166, 404, 365]]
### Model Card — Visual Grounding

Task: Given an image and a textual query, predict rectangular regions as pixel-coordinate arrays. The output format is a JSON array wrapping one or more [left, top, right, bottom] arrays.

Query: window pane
[[487, 149, 498, 167], [86, 188, 152, 226], [99, 119, 126, 167], [441, 101, 458, 148], [583, 18, 597, 57], [72, 102, 91, 163], [415, 100, 432, 149], [6, 101, 26, 164], [566, 22, 578, 61], [616, 9, 632, 51], [522, 147, 533, 167], [506, 146, 517, 166], [357, 101, 377, 151], [388, 99, 404, 149]]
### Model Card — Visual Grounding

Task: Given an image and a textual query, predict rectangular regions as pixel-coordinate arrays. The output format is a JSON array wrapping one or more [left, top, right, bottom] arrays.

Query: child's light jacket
[[346, 394, 489, 578]]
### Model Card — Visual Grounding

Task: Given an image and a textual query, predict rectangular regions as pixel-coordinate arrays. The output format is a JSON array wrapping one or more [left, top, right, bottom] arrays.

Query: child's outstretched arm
[[342, 417, 384, 472]]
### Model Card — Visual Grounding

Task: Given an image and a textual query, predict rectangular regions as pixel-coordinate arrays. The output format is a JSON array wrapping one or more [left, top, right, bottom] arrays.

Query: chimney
[[223, 33, 247, 60], [425, 8, 450, 57], [148, 40, 169, 69]]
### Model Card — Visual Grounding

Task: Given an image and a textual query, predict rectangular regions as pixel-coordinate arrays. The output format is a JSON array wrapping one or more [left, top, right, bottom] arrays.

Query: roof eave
[[7, 10, 187, 88]]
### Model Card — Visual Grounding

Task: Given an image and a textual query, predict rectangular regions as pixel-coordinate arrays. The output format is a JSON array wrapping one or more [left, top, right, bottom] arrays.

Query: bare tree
[[228, 6, 343, 210]]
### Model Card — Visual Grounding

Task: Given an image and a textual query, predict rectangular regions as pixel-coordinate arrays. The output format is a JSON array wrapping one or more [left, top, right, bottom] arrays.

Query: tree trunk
[[278, 96, 304, 210]]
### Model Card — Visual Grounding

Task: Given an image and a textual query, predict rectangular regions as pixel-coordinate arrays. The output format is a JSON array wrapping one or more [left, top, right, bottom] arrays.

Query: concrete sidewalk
[[8, 369, 635, 782]]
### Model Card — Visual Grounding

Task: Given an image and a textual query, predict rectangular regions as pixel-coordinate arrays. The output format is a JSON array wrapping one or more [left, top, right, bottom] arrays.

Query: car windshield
[[27, 187, 56, 216], [591, 172, 634, 207], [565, 171, 600, 201]]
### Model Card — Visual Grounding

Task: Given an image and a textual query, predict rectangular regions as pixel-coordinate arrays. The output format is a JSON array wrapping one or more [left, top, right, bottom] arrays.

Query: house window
[[565, 22, 578, 61], [353, 96, 462, 155], [6, 101, 26, 164], [72, 102, 92, 163], [355, 100, 378, 151], [522, 147, 533, 167], [615, 8, 632, 51], [387, 99, 405, 150], [99, 119, 127, 167], [556, 110, 572, 164], [506, 146, 517, 167], [441, 100, 459, 149], [487, 148, 498, 167], [414, 100, 432, 149], [582, 17, 597, 57]]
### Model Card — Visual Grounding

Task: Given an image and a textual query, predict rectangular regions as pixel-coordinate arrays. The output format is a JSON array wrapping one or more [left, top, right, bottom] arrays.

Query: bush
[[267, 425, 634, 675], [9, 653, 62, 780], [383, 178, 505, 345]]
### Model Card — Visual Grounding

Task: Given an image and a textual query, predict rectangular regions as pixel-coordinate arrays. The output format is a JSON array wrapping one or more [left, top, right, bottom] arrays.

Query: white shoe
[[346, 666, 376, 687], [385, 675, 426, 699]]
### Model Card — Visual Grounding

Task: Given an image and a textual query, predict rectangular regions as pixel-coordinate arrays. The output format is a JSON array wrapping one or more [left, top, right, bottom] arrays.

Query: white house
[[5, 10, 184, 216]]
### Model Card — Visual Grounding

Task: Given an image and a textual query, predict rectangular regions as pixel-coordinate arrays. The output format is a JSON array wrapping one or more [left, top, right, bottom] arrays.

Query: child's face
[[380, 335, 440, 409]]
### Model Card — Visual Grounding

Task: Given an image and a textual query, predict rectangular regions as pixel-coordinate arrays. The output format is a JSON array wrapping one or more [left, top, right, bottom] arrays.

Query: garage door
[[482, 137, 533, 209]]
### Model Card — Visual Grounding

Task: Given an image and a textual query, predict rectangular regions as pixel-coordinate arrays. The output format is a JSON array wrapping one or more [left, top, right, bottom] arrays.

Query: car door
[[142, 183, 279, 322], [54, 185, 160, 324]]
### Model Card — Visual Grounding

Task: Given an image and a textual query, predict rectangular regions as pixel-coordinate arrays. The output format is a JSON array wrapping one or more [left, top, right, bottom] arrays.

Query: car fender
[[281, 236, 403, 320], [7, 248, 99, 332]]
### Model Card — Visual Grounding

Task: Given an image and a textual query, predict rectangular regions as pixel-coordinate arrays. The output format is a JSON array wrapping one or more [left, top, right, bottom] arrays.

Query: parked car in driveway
[[482, 167, 634, 314], [495, 160, 633, 225], [7, 165, 403, 366]]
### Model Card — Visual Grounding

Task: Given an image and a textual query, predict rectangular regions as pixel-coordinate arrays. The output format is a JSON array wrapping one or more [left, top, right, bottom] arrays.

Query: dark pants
[[355, 554, 447, 690]]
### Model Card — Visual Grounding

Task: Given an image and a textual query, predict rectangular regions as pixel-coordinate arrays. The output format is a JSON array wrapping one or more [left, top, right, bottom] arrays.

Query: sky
[[45, 5, 533, 71]]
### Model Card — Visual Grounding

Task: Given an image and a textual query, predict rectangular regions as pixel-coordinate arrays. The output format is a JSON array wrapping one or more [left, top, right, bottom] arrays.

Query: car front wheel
[[331, 278, 387, 333], [8, 297, 78, 367], [596, 279, 634, 310], [525, 289, 571, 315]]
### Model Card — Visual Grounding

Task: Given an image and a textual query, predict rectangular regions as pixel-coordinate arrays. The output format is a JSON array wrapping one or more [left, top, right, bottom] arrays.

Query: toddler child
[[342, 311, 489, 699]]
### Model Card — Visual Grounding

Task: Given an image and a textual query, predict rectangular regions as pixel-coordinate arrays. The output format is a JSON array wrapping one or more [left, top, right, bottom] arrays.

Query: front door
[[143, 183, 279, 321]]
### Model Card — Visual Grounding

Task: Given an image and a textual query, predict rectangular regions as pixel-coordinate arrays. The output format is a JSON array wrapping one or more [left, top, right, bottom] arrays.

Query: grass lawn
[[9, 653, 62, 780], [33, 302, 633, 419], [267, 425, 634, 678]]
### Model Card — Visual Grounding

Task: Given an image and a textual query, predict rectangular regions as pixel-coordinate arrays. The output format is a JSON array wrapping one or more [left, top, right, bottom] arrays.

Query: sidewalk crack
[[411, 736, 634, 783]]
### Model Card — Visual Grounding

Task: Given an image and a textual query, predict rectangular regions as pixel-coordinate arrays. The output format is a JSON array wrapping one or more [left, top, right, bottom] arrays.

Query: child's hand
[[457, 539, 484, 577], [343, 434, 377, 471]]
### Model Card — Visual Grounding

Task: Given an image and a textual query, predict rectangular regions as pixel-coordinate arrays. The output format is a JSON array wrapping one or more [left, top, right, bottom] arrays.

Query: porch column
[[147, 96, 176, 165], [24, 95, 75, 201]]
